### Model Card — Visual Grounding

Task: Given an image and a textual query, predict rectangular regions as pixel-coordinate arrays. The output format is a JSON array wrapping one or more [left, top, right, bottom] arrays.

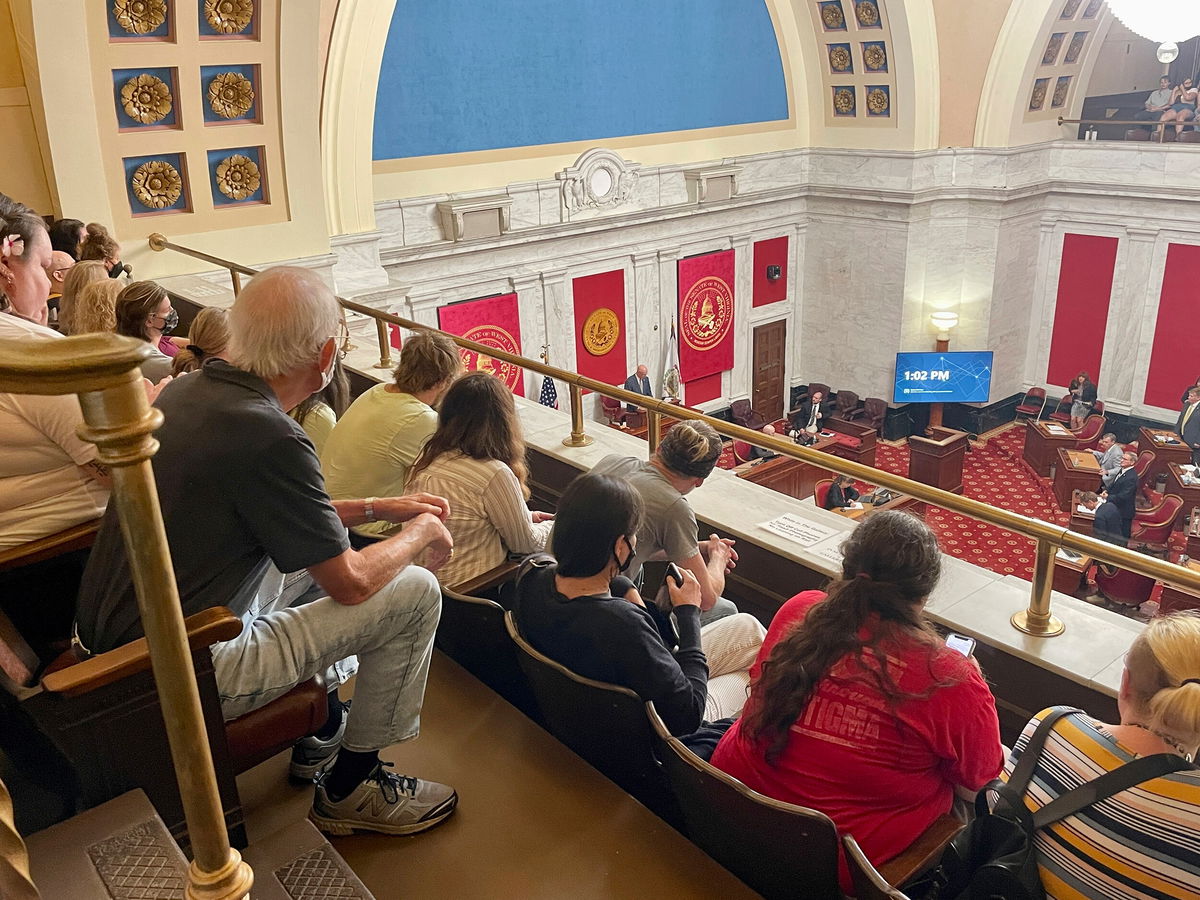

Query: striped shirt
[[408, 452, 551, 589], [1004, 707, 1200, 899]]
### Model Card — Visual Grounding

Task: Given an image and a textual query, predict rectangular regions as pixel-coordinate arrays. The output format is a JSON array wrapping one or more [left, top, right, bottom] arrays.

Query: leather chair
[[834, 390, 861, 421], [1130, 493, 1184, 554], [814, 479, 833, 509], [1074, 415, 1106, 450], [1095, 565, 1155, 608], [1014, 387, 1047, 420], [503, 611, 677, 822], [1048, 393, 1073, 424], [601, 395, 642, 429], [862, 398, 888, 432], [730, 399, 767, 432], [646, 704, 959, 900], [732, 440, 754, 464]]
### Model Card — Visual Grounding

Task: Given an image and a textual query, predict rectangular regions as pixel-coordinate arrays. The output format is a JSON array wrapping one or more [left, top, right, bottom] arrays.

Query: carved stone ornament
[[131, 159, 183, 210], [120, 73, 172, 124], [215, 154, 261, 200], [112, 0, 167, 35], [204, 0, 254, 34], [207, 71, 255, 119], [557, 149, 640, 217]]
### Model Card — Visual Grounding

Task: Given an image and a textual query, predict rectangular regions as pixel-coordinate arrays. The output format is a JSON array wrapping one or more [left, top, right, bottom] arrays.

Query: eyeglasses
[[329, 321, 350, 361]]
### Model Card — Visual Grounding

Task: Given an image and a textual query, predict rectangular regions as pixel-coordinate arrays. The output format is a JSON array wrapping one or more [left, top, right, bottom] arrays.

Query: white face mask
[[318, 343, 336, 392]]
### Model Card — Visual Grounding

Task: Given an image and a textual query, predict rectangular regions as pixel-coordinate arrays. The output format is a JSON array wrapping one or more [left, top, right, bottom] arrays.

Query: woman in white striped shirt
[[407, 371, 553, 589]]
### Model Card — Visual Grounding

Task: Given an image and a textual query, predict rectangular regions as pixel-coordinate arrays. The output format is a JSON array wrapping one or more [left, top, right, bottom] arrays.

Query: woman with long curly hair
[[407, 371, 553, 588], [62, 280, 122, 336], [711, 511, 1003, 889]]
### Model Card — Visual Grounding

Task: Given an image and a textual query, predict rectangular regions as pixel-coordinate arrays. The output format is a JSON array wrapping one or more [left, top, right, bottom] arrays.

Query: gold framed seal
[[582, 307, 620, 356], [461, 324, 523, 392], [680, 276, 733, 353]]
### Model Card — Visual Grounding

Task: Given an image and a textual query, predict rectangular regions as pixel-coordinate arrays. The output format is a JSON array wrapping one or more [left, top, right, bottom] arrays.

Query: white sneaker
[[311, 762, 458, 836]]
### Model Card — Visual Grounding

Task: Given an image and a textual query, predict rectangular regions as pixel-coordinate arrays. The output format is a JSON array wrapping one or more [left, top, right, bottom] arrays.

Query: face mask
[[614, 535, 635, 574], [159, 308, 179, 335], [318, 346, 336, 392], [109, 261, 131, 279]]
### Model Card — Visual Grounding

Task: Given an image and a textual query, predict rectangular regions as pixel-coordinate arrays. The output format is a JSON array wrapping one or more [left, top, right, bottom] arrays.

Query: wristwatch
[[364, 497, 376, 522]]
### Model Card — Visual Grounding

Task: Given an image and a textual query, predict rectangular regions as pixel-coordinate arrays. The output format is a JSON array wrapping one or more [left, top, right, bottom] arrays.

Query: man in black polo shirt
[[77, 267, 459, 837]]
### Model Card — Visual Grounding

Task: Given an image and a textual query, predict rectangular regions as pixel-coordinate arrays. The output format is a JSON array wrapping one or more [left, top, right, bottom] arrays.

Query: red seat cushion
[[829, 433, 861, 448]]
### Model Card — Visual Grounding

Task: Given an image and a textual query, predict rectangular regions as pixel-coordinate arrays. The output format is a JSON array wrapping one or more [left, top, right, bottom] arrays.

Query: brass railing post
[[562, 384, 594, 447], [647, 411, 662, 454], [373, 317, 393, 370], [229, 270, 241, 297], [1012, 539, 1065, 637]]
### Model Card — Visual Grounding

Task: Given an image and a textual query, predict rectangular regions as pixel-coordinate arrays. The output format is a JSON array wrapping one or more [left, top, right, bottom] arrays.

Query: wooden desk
[[907, 427, 968, 494], [1068, 489, 1095, 537], [833, 492, 922, 520], [1052, 551, 1091, 597], [1185, 510, 1200, 558], [1054, 449, 1101, 511], [1166, 463, 1200, 529], [1140, 426, 1191, 487], [734, 448, 835, 501], [1024, 421, 1078, 477]]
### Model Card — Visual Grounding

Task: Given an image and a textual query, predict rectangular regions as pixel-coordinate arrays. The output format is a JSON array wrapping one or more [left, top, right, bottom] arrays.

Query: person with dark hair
[[407, 371, 553, 588], [0, 193, 109, 549], [48, 218, 86, 260], [1069, 371, 1097, 431], [1078, 490, 1124, 547], [591, 420, 739, 623], [711, 511, 1003, 889], [114, 280, 175, 381], [513, 472, 764, 735], [823, 474, 861, 510], [324, 330, 462, 534], [1090, 433, 1122, 487], [78, 222, 126, 277]]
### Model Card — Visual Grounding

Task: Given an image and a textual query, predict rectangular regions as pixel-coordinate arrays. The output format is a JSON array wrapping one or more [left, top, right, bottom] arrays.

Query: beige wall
[[0, 0, 52, 214], [1086, 20, 1164, 97], [933, 0, 1012, 147]]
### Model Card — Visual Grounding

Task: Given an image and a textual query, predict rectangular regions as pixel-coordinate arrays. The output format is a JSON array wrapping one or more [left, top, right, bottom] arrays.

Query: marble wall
[[328, 141, 1200, 423]]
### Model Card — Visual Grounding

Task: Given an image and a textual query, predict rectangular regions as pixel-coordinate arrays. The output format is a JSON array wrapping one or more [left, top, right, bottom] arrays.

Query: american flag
[[539, 375, 559, 409]]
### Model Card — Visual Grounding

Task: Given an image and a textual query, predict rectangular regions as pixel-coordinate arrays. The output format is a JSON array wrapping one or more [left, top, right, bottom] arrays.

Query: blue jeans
[[211, 564, 442, 753]]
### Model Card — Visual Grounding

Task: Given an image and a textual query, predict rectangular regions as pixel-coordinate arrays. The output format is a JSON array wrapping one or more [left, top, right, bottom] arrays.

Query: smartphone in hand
[[945, 632, 976, 657], [665, 562, 684, 589]]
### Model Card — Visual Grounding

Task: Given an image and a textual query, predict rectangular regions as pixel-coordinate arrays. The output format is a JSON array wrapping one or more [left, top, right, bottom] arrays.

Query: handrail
[[1057, 116, 1188, 143], [149, 234, 1200, 638], [0, 331, 252, 900]]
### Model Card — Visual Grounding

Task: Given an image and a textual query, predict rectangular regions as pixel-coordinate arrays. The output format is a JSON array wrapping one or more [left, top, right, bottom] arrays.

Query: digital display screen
[[893, 351, 993, 404]]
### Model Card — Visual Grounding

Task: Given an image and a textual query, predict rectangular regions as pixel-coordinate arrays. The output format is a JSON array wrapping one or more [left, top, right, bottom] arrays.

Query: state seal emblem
[[680, 276, 733, 352], [461, 324, 523, 392], [582, 307, 620, 356]]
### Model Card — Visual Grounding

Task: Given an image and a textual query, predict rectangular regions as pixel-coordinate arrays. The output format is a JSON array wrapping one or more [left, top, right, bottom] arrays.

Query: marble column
[[729, 235, 753, 401], [513, 273, 546, 398], [539, 268, 572, 396], [1022, 219, 1061, 391], [654, 249, 681, 397], [630, 251, 659, 383]]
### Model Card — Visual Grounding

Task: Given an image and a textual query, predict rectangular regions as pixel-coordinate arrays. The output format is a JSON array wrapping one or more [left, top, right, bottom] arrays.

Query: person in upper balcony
[[624, 363, 653, 411], [76, 265, 461, 839], [407, 370, 553, 589], [591, 420, 740, 624], [57, 260, 108, 335], [170, 306, 231, 376], [711, 511, 1004, 893], [1160, 75, 1198, 137], [0, 193, 109, 551], [513, 471, 765, 736], [1000, 612, 1200, 900], [1136, 75, 1175, 125], [324, 331, 462, 538], [61, 280, 121, 337], [114, 281, 176, 382], [1091, 433, 1123, 487]]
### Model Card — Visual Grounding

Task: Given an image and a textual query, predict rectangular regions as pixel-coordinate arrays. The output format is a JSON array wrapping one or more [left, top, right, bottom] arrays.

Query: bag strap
[[1004, 707, 1083, 797], [1031, 752, 1196, 830]]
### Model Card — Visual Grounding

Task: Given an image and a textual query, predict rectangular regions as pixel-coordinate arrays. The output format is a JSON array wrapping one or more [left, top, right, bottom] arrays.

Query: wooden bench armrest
[[878, 814, 961, 887], [41, 607, 243, 697], [449, 559, 522, 598], [0, 519, 101, 573]]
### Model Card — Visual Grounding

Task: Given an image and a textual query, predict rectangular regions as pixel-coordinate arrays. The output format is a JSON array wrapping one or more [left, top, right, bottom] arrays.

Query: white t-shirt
[[0, 313, 109, 549]]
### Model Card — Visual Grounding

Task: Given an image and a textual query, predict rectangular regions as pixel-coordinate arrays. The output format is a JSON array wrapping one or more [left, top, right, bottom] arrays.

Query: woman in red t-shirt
[[711, 511, 1003, 889]]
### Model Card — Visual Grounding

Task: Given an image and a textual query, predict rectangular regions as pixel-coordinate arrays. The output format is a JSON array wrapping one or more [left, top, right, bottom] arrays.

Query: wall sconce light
[[930, 311, 959, 340], [766, 265, 782, 282]]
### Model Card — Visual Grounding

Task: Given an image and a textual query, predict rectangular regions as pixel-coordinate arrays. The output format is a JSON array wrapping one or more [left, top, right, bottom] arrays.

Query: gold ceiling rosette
[[833, 87, 856, 115], [866, 87, 890, 115], [215, 154, 261, 201], [207, 72, 255, 119], [131, 159, 183, 210], [113, 0, 167, 35], [204, 0, 254, 34], [120, 74, 172, 125]]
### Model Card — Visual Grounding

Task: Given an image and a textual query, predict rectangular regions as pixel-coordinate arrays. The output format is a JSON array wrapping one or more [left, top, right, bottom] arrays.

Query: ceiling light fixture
[[1106, 1, 1200, 44]]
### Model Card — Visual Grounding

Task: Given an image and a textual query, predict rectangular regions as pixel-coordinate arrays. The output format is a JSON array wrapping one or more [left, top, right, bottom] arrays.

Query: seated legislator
[[823, 474, 861, 510], [1078, 491, 1124, 547], [513, 472, 765, 734], [1001, 612, 1200, 899], [0, 194, 109, 550], [1090, 433, 1122, 487], [623, 363, 653, 411], [790, 389, 831, 440], [711, 512, 1003, 890], [591, 420, 739, 624], [75, 267, 460, 838], [322, 331, 461, 536], [113, 281, 177, 382], [406, 370, 553, 588]]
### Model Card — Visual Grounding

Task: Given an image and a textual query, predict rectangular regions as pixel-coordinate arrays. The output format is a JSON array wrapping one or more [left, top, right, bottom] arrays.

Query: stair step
[[242, 817, 374, 900]]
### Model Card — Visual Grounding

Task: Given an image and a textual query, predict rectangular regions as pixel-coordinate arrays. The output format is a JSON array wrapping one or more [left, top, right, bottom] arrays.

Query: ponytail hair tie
[[1182, 678, 1200, 687], [186, 344, 204, 357]]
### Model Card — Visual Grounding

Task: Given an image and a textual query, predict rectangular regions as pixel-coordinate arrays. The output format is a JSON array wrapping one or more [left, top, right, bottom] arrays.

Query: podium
[[1053, 448, 1100, 511], [907, 427, 968, 494]]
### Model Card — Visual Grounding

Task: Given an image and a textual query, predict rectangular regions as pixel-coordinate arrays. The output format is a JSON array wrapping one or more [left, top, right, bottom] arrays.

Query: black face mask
[[108, 261, 131, 279], [153, 308, 179, 335], [614, 536, 635, 574]]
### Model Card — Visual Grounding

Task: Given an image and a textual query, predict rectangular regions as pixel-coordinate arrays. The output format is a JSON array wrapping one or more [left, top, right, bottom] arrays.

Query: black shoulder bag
[[908, 707, 1195, 900]]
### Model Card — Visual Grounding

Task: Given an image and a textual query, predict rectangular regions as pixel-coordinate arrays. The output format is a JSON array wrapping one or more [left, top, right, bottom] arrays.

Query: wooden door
[[752, 320, 786, 421]]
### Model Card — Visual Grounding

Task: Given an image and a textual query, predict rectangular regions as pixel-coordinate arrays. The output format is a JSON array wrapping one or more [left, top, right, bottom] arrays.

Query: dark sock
[[323, 749, 380, 801], [313, 691, 344, 740]]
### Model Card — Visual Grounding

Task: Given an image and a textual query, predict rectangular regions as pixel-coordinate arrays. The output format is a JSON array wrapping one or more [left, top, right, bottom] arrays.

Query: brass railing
[[1057, 116, 1195, 143], [0, 332, 252, 900], [149, 234, 1200, 638]]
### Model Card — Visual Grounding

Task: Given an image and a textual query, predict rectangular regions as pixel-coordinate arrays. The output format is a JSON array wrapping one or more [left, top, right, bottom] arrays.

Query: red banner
[[753, 236, 788, 307], [1144, 243, 1200, 410], [1046, 233, 1116, 390], [573, 270, 627, 387], [437, 292, 525, 396], [677, 250, 735, 381]]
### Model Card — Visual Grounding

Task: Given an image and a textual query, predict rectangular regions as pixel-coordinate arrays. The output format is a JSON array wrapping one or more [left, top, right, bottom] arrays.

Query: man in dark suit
[[1079, 490, 1124, 546], [1100, 451, 1139, 543], [790, 390, 831, 437], [624, 364, 652, 411], [1177, 387, 1200, 466]]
